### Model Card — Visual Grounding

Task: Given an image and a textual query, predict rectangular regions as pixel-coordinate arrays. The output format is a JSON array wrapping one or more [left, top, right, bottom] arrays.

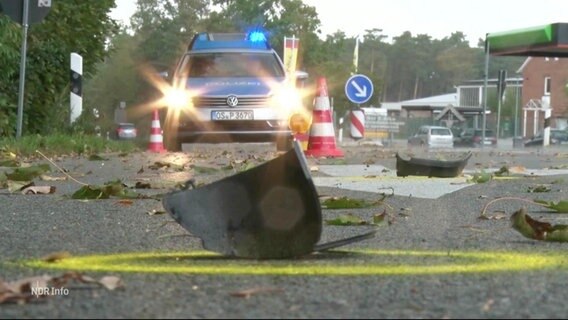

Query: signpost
[[0, 0, 52, 138], [345, 74, 373, 139]]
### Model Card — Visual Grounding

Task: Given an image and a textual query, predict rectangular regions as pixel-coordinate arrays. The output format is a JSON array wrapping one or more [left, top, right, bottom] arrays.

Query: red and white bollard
[[350, 108, 365, 140]]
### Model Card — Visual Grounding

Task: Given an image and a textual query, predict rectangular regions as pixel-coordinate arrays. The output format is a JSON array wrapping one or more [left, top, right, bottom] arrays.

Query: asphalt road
[[1, 142, 568, 318]]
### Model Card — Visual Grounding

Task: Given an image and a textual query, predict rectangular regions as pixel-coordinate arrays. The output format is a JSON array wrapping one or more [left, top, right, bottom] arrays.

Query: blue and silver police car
[[163, 31, 306, 151]]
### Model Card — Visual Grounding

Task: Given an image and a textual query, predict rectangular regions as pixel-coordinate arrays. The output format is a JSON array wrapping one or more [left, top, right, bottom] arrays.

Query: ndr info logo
[[31, 282, 69, 298]]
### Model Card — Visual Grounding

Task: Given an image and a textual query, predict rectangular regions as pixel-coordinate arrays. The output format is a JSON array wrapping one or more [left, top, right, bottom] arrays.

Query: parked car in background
[[455, 128, 497, 147], [408, 125, 453, 148], [551, 129, 568, 143], [524, 131, 560, 147], [115, 123, 137, 140]]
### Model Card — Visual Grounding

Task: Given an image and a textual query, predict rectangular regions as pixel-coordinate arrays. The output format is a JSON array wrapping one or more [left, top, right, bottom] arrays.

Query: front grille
[[192, 96, 269, 108]]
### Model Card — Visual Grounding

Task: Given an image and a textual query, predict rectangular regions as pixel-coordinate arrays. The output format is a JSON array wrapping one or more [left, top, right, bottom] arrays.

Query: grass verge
[[0, 134, 140, 158]]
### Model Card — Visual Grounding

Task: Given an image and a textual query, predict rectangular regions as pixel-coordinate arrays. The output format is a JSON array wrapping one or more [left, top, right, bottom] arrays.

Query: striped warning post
[[304, 77, 344, 158], [542, 96, 552, 146], [70, 53, 83, 124], [350, 108, 365, 139], [148, 109, 166, 153]]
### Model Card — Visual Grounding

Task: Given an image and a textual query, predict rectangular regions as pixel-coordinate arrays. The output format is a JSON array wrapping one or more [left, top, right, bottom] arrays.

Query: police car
[[163, 31, 306, 151]]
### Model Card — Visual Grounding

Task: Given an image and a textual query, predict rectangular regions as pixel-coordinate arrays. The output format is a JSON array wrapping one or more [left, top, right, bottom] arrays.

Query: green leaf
[[72, 180, 145, 200], [527, 185, 551, 193], [0, 172, 7, 189], [321, 197, 377, 209], [372, 212, 387, 225], [534, 199, 568, 213], [191, 165, 220, 174], [88, 154, 108, 161], [511, 208, 568, 242], [325, 214, 368, 226], [5, 164, 50, 181], [72, 185, 109, 200], [149, 161, 184, 171], [0, 159, 19, 167], [493, 166, 509, 177], [8, 181, 33, 193], [469, 170, 492, 184]]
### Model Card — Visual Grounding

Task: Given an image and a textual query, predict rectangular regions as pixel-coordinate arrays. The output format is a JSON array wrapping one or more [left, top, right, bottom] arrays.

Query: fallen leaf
[[6, 164, 50, 181], [88, 154, 108, 161], [41, 251, 72, 263], [373, 211, 387, 224], [21, 186, 56, 195], [469, 171, 492, 184], [191, 164, 221, 174], [508, 166, 527, 174], [115, 199, 134, 206], [0, 159, 19, 167], [511, 208, 568, 241], [479, 211, 508, 220], [8, 181, 34, 193], [137, 167, 144, 174], [482, 299, 495, 312], [147, 209, 167, 216], [527, 185, 551, 193], [534, 199, 568, 213], [98, 276, 123, 291], [40, 174, 67, 182], [493, 166, 509, 177], [229, 287, 284, 299], [321, 197, 377, 209], [326, 213, 368, 226]]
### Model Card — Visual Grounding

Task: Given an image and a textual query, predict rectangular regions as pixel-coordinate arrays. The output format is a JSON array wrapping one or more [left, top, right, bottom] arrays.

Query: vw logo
[[226, 95, 239, 107]]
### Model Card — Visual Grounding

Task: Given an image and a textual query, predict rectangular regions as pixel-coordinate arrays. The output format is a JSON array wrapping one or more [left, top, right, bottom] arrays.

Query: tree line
[[0, 0, 523, 137]]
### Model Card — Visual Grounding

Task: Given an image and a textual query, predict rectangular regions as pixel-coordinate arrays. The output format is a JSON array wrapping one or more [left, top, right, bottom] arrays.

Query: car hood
[[186, 77, 285, 96]]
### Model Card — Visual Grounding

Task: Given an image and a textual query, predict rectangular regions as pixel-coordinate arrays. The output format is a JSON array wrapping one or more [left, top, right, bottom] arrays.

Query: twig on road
[[36, 150, 88, 186]]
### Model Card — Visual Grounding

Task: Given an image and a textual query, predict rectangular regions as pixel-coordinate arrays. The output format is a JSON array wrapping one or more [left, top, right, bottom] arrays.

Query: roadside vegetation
[[0, 0, 524, 141], [0, 134, 139, 158]]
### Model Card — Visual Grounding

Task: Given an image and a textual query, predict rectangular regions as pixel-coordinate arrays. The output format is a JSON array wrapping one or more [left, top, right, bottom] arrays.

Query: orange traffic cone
[[304, 77, 344, 158], [148, 109, 166, 153]]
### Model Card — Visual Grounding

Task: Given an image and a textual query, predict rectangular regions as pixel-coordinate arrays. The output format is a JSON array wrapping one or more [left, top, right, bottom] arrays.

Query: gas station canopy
[[488, 23, 568, 57]]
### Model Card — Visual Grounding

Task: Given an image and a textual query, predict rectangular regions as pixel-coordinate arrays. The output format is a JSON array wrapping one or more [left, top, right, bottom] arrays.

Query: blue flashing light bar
[[189, 32, 271, 51]]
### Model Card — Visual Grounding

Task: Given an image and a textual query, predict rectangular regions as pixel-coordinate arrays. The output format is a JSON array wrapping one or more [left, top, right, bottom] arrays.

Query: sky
[[110, 0, 568, 47]]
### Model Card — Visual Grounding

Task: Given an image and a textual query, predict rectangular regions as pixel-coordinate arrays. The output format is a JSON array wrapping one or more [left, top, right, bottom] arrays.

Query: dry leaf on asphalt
[[21, 186, 56, 195], [115, 199, 134, 206], [511, 208, 568, 242], [98, 276, 124, 291], [147, 209, 167, 216], [508, 166, 527, 174], [479, 211, 508, 220], [41, 251, 72, 263], [229, 287, 284, 299], [0, 272, 125, 304], [39, 174, 67, 182]]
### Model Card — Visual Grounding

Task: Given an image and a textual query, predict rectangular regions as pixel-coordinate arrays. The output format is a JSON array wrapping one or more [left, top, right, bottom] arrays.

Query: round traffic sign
[[345, 74, 374, 104]]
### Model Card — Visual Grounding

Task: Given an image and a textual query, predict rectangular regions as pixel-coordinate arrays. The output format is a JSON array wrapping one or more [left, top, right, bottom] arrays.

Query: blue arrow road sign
[[345, 74, 373, 104]]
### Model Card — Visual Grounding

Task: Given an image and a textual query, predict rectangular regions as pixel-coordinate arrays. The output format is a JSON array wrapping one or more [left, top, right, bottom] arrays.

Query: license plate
[[483, 140, 492, 145], [211, 110, 253, 121]]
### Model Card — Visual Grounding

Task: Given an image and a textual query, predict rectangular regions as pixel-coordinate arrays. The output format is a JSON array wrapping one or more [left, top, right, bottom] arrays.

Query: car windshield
[[474, 130, 495, 137], [431, 128, 451, 136], [182, 52, 285, 78], [119, 124, 135, 129]]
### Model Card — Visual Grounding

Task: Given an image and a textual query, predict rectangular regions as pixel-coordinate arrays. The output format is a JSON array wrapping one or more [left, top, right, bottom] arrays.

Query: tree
[[0, 0, 118, 136]]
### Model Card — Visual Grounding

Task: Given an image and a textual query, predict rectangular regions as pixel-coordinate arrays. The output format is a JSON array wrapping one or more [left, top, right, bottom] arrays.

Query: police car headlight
[[271, 86, 303, 112], [165, 88, 192, 110]]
